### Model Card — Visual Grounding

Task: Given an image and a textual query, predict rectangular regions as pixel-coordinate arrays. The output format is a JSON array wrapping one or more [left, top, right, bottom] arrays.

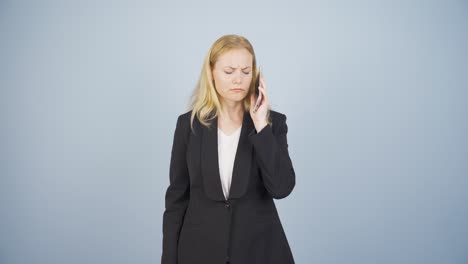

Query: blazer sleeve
[[248, 113, 296, 199], [161, 115, 190, 264]]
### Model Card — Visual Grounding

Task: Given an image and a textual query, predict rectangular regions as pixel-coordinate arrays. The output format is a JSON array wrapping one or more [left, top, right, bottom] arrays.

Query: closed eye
[[224, 71, 251, 75]]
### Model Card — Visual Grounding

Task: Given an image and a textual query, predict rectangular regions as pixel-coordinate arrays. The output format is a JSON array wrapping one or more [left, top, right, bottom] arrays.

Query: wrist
[[254, 121, 268, 133]]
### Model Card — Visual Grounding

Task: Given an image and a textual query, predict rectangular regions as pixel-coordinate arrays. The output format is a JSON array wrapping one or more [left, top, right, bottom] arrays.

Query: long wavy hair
[[187, 34, 271, 131]]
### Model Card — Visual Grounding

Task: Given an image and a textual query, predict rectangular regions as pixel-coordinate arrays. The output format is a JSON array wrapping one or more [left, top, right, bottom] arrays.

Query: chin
[[224, 96, 246, 104], [236, 94, 249, 101]]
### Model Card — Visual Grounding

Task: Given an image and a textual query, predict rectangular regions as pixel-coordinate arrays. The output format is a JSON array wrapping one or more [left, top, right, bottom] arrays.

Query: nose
[[232, 71, 242, 84]]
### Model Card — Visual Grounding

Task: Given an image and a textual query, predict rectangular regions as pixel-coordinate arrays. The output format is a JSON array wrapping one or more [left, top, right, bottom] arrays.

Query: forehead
[[215, 48, 253, 67]]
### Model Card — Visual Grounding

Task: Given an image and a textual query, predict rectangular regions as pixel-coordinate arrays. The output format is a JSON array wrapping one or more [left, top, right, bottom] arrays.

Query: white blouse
[[217, 125, 242, 200]]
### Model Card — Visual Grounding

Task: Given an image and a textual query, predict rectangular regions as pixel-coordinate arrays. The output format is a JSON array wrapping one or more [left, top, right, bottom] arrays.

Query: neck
[[219, 100, 244, 122]]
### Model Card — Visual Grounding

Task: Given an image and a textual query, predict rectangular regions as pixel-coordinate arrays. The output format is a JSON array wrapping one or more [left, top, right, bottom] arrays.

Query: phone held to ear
[[253, 67, 263, 113]]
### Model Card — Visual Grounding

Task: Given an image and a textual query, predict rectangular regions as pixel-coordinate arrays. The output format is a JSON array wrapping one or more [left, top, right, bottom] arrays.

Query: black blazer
[[162, 110, 296, 264]]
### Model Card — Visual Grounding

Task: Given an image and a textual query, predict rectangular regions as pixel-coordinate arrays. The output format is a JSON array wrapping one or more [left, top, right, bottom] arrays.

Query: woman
[[162, 34, 296, 264]]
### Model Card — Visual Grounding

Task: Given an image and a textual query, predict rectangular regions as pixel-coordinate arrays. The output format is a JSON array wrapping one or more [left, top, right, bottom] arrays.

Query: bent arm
[[161, 115, 190, 264], [248, 114, 296, 199]]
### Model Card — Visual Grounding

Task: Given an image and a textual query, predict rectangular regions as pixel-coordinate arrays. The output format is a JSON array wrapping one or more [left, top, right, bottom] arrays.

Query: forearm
[[248, 117, 296, 199]]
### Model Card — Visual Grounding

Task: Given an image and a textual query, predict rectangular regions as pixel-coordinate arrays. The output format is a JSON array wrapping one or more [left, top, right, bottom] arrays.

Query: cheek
[[217, 76, 231, 89], [213, 77, 229, 92], [247, 75, 253, 84]]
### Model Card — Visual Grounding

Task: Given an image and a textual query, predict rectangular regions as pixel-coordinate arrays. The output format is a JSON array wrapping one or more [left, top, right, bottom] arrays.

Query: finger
[[259, 76, 267, 90], [259, 81, 266, 90], [251, 94, 260, 112], [256, 92, 265, 107], [259, 86, 268, 101]]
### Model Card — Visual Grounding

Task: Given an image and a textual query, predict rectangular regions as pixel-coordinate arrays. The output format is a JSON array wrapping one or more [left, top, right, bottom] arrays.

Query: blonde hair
[[187, 34, 271, 131]]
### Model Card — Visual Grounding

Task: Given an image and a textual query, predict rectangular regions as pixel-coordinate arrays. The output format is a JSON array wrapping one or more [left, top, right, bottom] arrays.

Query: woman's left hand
[[249, 72, 269, 132]]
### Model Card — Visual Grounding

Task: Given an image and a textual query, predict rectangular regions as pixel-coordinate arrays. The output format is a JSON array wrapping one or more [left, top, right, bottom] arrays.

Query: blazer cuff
[[248, 124, 274, 144]]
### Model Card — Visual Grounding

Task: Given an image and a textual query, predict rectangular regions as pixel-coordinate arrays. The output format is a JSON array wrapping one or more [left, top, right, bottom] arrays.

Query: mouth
[[230, 88, 245, 92]]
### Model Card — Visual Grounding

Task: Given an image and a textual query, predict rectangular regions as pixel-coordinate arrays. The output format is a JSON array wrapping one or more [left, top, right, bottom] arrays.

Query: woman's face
[[212, 48, 253, 105]]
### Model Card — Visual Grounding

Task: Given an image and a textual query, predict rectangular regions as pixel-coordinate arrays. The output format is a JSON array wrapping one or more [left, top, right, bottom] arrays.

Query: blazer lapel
[[229, 113, 254, 199], [201, 112, 255, 201]]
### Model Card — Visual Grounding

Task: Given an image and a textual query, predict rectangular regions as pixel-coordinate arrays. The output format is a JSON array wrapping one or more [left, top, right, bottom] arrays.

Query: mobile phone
[[253, 68, 263, 113], [254, 69, 260, 97]]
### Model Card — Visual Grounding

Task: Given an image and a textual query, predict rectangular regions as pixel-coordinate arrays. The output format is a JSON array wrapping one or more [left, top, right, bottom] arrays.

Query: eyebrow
[[224, 66, 251, 70]]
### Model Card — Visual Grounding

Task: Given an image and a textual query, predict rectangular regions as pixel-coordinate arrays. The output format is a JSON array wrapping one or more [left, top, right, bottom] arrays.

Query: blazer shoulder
[[174, 110, 192, 133], [171, 111, 193, 148], [178, 110, 192, 120], [269, 110, 288, 132], [176, 110, 198, 135], [269, 109, 287, 121]]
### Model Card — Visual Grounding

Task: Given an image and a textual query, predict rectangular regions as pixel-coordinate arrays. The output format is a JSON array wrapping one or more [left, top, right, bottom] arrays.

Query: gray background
[[2, 0, 467, 263]]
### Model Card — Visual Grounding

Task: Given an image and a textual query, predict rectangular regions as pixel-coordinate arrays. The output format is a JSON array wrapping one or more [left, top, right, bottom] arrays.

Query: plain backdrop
[[1, 0, 467, 263]]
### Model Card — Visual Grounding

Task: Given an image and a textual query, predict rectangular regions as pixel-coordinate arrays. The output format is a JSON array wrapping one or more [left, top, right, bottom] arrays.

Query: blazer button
[[225, 203, 230, 209]]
